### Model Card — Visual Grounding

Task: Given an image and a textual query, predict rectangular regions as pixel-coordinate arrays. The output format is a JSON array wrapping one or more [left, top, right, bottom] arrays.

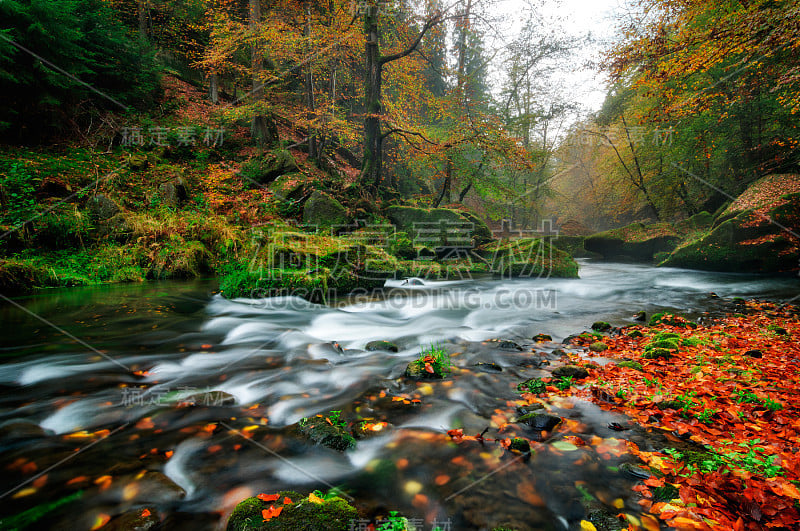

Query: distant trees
[[0, 0, 160, 141]]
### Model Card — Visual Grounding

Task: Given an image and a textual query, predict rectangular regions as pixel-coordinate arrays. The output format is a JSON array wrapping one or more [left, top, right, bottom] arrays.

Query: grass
[[414, 343, 451, 377]]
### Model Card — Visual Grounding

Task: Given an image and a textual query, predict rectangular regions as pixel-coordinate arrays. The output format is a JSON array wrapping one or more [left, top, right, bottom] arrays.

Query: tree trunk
[[304, 3, 317, 159], [249, 0, 274, 146], [458, 181, 472, 202], [363, 5, 383, 190], [209, 73, 219, 104], [138, 0, 148, 42], [434, 159, 452, 207]]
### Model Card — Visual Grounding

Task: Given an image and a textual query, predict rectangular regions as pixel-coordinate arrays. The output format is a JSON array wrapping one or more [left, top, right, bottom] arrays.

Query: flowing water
[[1, 262, 798, 530]]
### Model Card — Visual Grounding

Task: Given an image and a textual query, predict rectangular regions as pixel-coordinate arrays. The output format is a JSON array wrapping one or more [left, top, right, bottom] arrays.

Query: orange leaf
[[308, 492, 325, 504], [258, 493, 280, 502], [424, 362, 434, 373]]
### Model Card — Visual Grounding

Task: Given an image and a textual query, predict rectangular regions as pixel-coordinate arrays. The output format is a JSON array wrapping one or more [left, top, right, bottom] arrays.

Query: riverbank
[[514, 301, 800, 530]]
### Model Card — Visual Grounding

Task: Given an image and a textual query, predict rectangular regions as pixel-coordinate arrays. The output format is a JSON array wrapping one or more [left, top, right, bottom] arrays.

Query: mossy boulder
[[617, 360, 643, 371], [303, 191, 348, 229], [241, 150, 299, 185], [88, 193, 121, 220], [385, 205, 492, 246], [551, 235, 601, 259], [589, 342, 608, 352], [584, 222, 680, 262], [660, 175, 800, 272], [509, 438, 531, 453], [298, 417, 356, 451], [591, 321, 611, 332], [478, 238, 579, 278], [227, 492, 357, 531], [517, 377, 547, 394]]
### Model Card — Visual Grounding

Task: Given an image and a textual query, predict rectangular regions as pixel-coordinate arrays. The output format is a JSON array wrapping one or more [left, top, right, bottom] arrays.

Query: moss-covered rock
[[517, 377, 547, 394], [584, 222, 680, 262], [660, 175, 800, 272], [298, 417, 356, 451], [589, 342, 608, 352], [385, 205, 492, 246], [509, 438, 531, 453], [591, 321, 611, 332], [551, 235, 601, 259], [241, 150, 299, 185], [226, 492, 358, 531], [303, 191, 348, 229], [478, 238, 579, 278], [617, 360, 643, 371]]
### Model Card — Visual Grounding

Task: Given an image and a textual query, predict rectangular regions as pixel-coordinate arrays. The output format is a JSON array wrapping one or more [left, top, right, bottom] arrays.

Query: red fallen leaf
[[283, 496, 292, 504], [424, 362, 434, 374], [261, 505, 283, 521], [562, 435, 585, 446], [447, 428, 464, 442], [140, 509, 151, 518], [258, 493, 280, 502]]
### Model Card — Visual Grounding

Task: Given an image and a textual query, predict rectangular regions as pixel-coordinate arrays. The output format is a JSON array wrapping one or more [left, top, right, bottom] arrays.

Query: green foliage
[[0, 163, 37, 228], [0, 0, 161, 140], [517, 377, 547, 394], [555, 376, 574, 391], [666, 439, 784, 478], [414, 343, 451, 377]]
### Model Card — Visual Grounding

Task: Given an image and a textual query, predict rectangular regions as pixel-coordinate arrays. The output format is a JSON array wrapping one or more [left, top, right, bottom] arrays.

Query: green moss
[[589, 342, 608, 352], [585, 222, 680, 261], [509, 438, 531, 453], [642, 348, 673, 360], [617, 360, 643, 371], [227, 492, 357, 531], [479, 238, 579, 278], [591, 321, 611, 332]]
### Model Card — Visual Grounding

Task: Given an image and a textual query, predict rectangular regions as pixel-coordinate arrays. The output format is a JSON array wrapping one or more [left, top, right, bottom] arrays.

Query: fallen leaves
[[566, 301, 800, 530]]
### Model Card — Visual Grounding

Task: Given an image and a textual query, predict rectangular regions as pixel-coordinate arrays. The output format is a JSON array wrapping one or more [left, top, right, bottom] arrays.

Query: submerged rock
[[365, 340, 399, 352], [532, 333, 553, 342], [101, 507, 159, 531]]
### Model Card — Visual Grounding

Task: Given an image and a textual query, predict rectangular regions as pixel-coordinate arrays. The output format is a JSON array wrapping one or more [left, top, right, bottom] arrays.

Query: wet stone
[[517, 412, 561, 432], [552, 365, 589, 379], [366, 340, 399, 352]]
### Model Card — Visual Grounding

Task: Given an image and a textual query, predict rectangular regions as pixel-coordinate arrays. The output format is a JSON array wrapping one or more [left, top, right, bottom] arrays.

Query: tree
[[360, 1, 444, 193]]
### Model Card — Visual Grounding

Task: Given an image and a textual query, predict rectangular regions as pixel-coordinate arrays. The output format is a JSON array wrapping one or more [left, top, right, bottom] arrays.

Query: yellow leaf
[[580, 521, 597, 531], [308, 492, 325, 504]]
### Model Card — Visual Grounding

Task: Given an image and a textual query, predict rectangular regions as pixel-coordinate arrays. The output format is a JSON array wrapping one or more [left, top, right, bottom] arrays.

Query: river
[[1, 261, 798, 530]]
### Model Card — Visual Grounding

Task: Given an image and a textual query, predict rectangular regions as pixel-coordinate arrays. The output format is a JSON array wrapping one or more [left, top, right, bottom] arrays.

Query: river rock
[[591, 321, 611, 332], [553, 365, 589, 379], [227, 491, 357, 531], [298, 417, 355, 451], [404, 360, 445, 380], [100, 507, 159, 531], [589, 341, 609, 352], [366, 340, 399, 352], [184, 390, 236, 407], [0, 420, 47, 440], [620, 462, 653, 480], [517, 412, 561, 431], [532, 333, 552, 342], [633, 310, 647, 322]]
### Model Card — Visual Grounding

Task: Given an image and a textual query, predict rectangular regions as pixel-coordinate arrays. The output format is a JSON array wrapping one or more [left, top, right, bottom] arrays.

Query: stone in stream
[[508, 438, 531, 453], [298, 417, 356, 451], [404, 360, 446, 380], [588, 341, 609, 352], [532, 333, 552, 342], [100, 507, 160, 531], [517, 412, 562, 432], [619, 462, 653, 480], [591, 321, 612, 332], [365, 340, 399, 352], [227, 491, 357, 531], [184, 390, 236, 407], [0, 420, 47, 440], [633, 310, 647, 322], [552, 365, 589, 379], [472, 361, 502, 372]]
